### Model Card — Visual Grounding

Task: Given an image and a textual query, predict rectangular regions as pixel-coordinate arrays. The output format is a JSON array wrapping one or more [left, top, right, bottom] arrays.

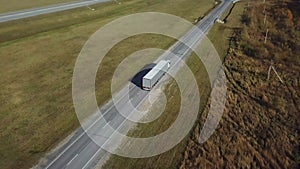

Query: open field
[[0, 0, 214, 43], [0, 0, 217, 168], [181, 0, 300, 168], [0, 0, 78, 13]]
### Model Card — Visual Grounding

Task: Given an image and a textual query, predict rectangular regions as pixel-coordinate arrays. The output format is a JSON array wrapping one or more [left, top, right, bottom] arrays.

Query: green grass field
[[0, 0, 78, 13], [0, 0, 217, 168]]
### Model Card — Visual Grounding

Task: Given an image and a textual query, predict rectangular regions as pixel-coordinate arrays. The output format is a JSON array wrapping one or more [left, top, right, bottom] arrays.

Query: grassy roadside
[[207, 1, 244, 59], [0, 0, 217, 169], [101, 2, 247, 169], [0, 0, 77, 13]]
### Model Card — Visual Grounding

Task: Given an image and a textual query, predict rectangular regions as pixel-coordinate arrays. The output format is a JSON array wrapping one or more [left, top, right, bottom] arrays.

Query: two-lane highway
[[0, 0, 111, 23], [38, 0, 234, 169]]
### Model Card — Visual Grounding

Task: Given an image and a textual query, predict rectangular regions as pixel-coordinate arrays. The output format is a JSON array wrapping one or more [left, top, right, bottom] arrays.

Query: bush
[[241, 13, 251, 26], [241, 43, 258, 57]]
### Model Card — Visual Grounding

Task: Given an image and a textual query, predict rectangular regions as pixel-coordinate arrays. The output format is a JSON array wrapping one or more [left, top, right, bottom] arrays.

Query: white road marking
[[66, 154, 79, 166], [101, 121, 111, 128]]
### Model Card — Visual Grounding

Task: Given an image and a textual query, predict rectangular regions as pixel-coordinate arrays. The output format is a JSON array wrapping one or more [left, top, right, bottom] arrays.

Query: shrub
[[241, 13, 251, 26], [241, 43, 258, 57]]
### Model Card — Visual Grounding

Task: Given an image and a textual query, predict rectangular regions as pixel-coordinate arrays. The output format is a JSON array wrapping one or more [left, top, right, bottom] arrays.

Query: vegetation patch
[[180, 0, 300, 168]]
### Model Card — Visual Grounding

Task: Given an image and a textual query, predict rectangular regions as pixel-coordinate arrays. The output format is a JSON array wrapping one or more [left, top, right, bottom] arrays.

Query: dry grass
[[180, 0, 300, 168], [0, 0, 217, 168]]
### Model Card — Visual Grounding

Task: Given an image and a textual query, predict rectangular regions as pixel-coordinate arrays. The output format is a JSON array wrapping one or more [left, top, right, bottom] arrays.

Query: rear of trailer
[[142, 60, 170, 90]]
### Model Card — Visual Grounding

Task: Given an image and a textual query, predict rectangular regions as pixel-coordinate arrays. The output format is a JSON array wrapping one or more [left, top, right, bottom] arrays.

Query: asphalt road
[[0, 0, 111, 23], [40, 0, 233, 169]]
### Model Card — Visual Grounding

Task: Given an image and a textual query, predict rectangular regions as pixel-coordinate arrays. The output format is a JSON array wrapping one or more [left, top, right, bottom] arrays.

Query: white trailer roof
[[143, 60, 169, 80]]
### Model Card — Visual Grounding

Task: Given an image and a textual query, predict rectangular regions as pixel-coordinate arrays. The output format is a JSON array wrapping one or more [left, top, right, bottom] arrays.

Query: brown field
[[180, 0, 300, 168]]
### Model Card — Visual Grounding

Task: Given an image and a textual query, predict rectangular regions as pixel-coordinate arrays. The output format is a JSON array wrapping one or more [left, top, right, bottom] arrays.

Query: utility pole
[[267, 60, 284, 83], [264, 28, 269, 44]]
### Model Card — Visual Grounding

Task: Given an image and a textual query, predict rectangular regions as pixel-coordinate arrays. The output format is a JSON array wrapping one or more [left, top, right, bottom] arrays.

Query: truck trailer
[[142, 60, 171, 90]]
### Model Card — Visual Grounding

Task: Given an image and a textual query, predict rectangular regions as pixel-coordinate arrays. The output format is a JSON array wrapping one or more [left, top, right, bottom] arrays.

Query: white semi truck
[[142, 60, 171, 90]]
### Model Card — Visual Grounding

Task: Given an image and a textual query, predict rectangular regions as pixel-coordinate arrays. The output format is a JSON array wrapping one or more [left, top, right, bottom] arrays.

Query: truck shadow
[[130, 63, 156, 88]]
